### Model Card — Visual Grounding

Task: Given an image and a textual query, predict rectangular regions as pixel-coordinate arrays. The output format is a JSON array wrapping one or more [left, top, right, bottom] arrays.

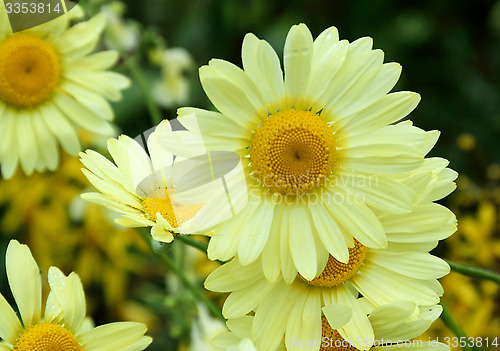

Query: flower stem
[[136, 228, 225, 321], [175, 235, 209, 253], [122, 55, 163, 126], [440, 303, 483, 351], [445, 259, 500, 285]]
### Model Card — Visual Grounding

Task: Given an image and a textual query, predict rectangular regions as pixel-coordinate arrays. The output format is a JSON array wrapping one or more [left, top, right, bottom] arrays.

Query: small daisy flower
[[212, 302, 448, 351], [0, 6, 130, 179], [80, 117, 243, 242], [179, 23, 453, 281], [0, 240, 151, 351]]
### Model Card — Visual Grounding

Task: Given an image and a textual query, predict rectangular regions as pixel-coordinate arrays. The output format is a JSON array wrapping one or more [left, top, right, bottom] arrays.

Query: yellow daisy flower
[[80, 118, 237, 242], [0, 240, 152, 351], [205, 247, 448, 350], [205, 161, 456, 351], [211, 302, 449, 351], [179, 23, 450, 280], [0, 5, 129, 179]]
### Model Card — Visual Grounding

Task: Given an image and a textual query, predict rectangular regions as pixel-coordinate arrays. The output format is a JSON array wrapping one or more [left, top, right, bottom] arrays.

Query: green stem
[[175, 235, 209, 253], [122, 55, 163, 126], [136, 228, 225, 321], [445, 259, 500, 285], [440, 303, 482, 351]]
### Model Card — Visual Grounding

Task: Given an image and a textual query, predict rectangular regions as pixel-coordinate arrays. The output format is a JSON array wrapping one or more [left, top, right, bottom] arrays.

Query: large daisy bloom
[[211, 302, 449, 351], [180, 23, 452, 280], [0, 4, 130, 179], [205, 243, 448, 351], [80, 117, 244, 242], [0, 240, 152, 350], [205, 165, 456, 351]]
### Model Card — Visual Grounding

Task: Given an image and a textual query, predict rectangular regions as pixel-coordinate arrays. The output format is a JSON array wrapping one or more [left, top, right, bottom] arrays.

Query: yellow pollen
[[320, 317, 359, 351], [300, 240, 367, 287], [250, 109, 336, 195], [142, 189, 203, 228], [13, 322, 82, 351], [0, 33, 61, 108]]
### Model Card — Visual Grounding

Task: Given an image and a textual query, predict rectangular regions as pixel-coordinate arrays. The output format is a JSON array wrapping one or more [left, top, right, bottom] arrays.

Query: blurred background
[[1, 0, 499, 350]]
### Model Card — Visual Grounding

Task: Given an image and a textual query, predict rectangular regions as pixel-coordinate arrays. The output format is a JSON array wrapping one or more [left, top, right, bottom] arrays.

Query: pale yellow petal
[[48, 267, 86, 334], [6, 240, 42, 327], [78, 322, 149, 351]]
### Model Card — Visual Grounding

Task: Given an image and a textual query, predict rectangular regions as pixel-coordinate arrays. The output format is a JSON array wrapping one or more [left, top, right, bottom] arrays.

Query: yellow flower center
[[300, 240, 367, 287], [0, 34, 61, 108], [250, 109, 336, 195], [142, 189, 203, 227], [320, 317, 359, 351], [13, 323, 82, 351]]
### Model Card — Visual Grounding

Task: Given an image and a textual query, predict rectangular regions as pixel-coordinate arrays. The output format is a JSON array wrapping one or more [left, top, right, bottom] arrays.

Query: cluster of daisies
[[79, 23, 457, 351], [0, 3, 457, 351]]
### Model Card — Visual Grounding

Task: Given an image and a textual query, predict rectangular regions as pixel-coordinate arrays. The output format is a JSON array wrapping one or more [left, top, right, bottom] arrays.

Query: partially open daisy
[[0, 240, 151, 350], [80, 117, 241, 242], [212, 302, 449, 351], [0, 5, 129, 179], [181, 23, 448, 280], [205, 189, 455, 351]]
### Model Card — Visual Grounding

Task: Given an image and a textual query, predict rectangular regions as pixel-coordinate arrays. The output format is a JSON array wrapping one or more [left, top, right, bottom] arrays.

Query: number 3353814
[[5, 2, 61, 14]]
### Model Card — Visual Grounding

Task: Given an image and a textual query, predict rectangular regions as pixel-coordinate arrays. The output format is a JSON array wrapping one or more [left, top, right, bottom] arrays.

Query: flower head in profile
[[179, 23, 453, 280], [80, 117, 243, 242], [0, 240, 151, 351], [0, 5, 129, 179]]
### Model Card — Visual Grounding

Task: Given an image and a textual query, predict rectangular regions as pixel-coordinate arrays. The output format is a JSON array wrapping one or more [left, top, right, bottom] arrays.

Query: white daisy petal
[[322, 303, 352, 330], [54, 93, 114, 135], [253, 281, 294, 351], [48, 267, 86, 333], [335, 62, 402, 118], [261, 211, 283, 282], [178, 108, 251, 152], [237, 202, 274, 265], [60, 81, 115, 121], [16, 110, 38, 175], [55, 13, 106, 57], [65, 50, 119, 71], [205, 260, 262, 292], [0, 293, 23, 344], [32, 110, 59, 171], [284, 23, 314, 107], [351, 261, 441, 306], [6, 240, 42, 328], [78, 322, 149, 351], [40, 102, 81, 155], [289, 205, 317, 280], [223, 278, 272, 319], [368, 251, 450, 279], [336, 284, 373, 351], [242, 33, 285, 109], [326, 194, 387, 249], [0, 108, 20, 179], [368, 300, 416, 337], [200, 59, 264, 128]]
